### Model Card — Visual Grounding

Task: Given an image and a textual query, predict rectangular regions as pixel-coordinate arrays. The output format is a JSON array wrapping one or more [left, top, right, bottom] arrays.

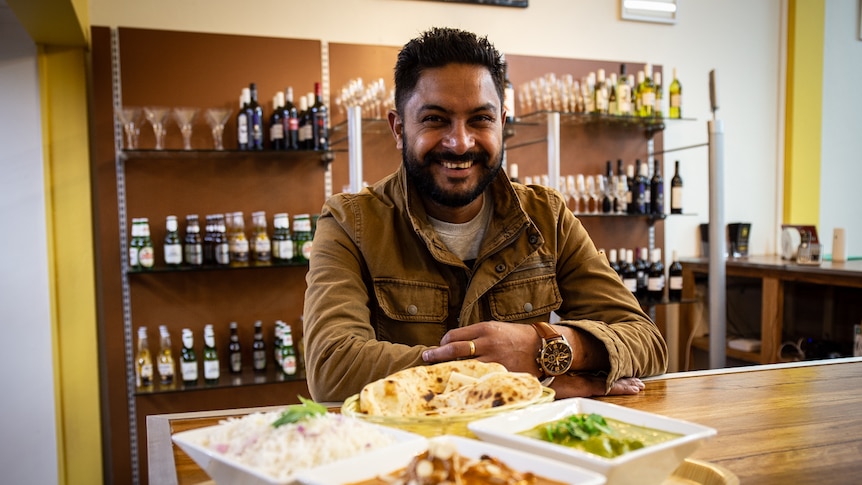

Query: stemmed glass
[[586, 175, 599, 214], [205, 107, 232, 150], [143, 106, 170, 150], [565, 175, 579, 213], [577, 174, 588, 214], [173, 107, 199, 150], [616, 174, 629, 214], [116, 106, 143, 150]]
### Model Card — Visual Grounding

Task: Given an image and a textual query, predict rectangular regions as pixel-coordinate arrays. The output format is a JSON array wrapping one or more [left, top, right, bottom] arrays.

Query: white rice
[[200, 411, 398, 481]]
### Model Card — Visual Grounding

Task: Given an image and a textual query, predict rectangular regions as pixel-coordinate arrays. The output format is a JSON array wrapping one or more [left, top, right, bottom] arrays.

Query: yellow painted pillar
[[39, 44, 103, 485], [784, 0, 825, 225]]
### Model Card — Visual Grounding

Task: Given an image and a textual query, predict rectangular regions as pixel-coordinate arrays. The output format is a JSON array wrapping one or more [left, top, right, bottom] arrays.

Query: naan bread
[[358, 359, 542, 417]]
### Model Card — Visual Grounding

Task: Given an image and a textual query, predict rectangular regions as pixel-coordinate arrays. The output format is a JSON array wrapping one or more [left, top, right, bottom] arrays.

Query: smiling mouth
[[441, 160, 473, 169]]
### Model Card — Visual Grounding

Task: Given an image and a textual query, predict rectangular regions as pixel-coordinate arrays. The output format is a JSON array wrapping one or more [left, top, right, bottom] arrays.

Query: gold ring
[[468, 340, 476, 357]]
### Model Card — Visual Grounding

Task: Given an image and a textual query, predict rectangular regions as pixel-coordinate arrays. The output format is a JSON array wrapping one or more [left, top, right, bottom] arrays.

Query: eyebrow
[[417, 102, 498, 115]]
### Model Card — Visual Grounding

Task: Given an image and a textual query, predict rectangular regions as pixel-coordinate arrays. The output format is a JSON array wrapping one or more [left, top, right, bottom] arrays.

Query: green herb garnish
[[543, 413, 613, 442], [271, 396, 327, 428]]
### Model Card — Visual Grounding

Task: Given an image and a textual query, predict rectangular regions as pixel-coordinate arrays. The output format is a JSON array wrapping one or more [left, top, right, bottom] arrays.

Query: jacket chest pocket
[[488, 273, 561, 320], [374, 278, 449, 323]]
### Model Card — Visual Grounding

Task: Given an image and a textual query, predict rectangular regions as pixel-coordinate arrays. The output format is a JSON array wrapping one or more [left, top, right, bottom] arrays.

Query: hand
[[421, 320, 541, 376], [554, 374, 645, 398]]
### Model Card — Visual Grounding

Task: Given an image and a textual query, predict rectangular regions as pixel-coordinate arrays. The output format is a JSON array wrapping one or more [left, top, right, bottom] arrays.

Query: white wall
[[89, 0, 785, 261], [0, 3, 59, 484], [821, 0, 862, 258]]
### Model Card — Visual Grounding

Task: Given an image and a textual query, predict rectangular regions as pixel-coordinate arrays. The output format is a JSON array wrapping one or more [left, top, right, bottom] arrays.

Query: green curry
[[518, 413, 681, 459]]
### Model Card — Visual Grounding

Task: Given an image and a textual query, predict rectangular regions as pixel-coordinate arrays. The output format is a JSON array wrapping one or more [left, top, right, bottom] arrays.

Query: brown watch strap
[[531, 322, 561, 341]]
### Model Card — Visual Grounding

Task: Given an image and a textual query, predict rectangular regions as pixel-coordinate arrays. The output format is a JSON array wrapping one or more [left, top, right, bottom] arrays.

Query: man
[[303, 27, 667, 402]]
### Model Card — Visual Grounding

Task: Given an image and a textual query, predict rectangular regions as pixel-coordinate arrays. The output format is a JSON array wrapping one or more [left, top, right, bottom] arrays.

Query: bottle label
[[138, 364, 153, 385], [229, 238, 250, 262], [139, 247, 155, 268], [203, 360, 220, 380], [624, 277, 637, 293], [164, 244, 182, 265], [648, 276, 665, 291], [278, 240, 294, 261], [282, 355, 297, 376], [270, 123, 284, 140], [129, 247, 139, 267], [254, 239, 271, 261], [670, 93, 681, 108], [669, 275, 683, 290], [301, 240, 313, 261], [215, 243, 230, 264], [230, 353, 242, 373], [671, 187, 683, 210], [253, 350, 266, 370], [158, 362, 174, 383], [185, 244, 203, 265], [238, 115, 249, 144], [181, 361, 198, 382]]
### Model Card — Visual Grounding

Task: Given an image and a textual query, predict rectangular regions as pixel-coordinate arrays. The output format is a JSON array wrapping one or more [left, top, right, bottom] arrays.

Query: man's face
[[390, 64, 504, 209]]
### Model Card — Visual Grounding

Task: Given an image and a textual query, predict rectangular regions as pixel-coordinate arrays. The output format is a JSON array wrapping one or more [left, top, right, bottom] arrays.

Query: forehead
[[404, 64, 500, 112]]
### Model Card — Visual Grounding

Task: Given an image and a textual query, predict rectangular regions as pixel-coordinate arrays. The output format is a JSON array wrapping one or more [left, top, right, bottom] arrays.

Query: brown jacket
[[303, 165, 667, 401]]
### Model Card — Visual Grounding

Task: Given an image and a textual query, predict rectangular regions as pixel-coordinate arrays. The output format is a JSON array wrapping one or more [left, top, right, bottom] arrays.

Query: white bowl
[[468, 398, 716, 485], [297, 435, 606, 485], [172, 414, 424, 485]]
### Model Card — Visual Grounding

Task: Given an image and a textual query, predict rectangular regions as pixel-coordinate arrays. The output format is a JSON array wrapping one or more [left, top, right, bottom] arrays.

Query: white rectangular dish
[[297, 435, 607, 485], [172, 412, 424, 485], [468, 398, 716, 485]]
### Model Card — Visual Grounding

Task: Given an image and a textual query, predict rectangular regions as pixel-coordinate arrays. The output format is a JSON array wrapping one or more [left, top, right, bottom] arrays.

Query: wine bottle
[[508, 163, 520, 183], [668, 250, 683, 302], [632, 160, 647, 215], [626, 163, 637, 214], [180, 328, 198, 386], [202, 215, 215, 265], [595, 68, 609, 114], [202, 324, 219, 383], [273, 321, 284, 368], [228, 322, 242, 374], [252, 320, 266, 372], [283, 87, 300, 150], [670, 160, 683, 214], [135, 326, 153, 390], [635, 247, 649, 303], [607, 72, 618, 116], [647, 248, 666, 304], [617, 64, 632, 117], [638, 64, 655, 118], [236, 88, 250, 151], [653, 71, 663, 118], [269, 91, 285, 150], [248, 83, 265, 151], [668, 67, 682, 119], [164, 215, 182, 266], [157, 325, 175, 386], [607, 248, 621, 279], [622, 249, 638, 295], [251, 211, 271, 264], [650, 158, 664, 215], [297, 95, 311, 150], [310, 82, 329, 151], [601, 160, 614, 213], [640, 160, 651, 215]]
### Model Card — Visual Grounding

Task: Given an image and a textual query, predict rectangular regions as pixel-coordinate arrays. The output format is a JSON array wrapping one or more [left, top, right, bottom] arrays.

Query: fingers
[[605, 377, 645, 396], [422, 339, 477, 363]]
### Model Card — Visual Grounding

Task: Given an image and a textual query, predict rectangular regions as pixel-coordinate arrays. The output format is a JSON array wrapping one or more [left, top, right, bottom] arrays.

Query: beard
[[403, 137, 503, 208]]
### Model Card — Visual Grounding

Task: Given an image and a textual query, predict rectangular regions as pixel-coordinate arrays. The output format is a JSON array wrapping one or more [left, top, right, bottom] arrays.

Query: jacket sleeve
[[302, 198, 427, 402], [553, 203, 668, 391]]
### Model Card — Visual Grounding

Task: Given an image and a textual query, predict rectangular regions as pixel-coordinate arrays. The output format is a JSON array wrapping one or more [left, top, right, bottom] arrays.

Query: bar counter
[[148, 357, 862, 485]]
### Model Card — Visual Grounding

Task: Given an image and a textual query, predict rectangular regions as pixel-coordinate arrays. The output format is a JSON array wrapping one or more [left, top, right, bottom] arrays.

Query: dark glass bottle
[[310, 82, 329, 151], [622, 249, 638, 295], [183, 214, 202, 266], [164, 215, 182, 266], [180, 328, 198, 386], [668, 250, 684, 302], [236, 88, 250, 151], [269, 92, 285, 150], [635, 247, 649, 303], [228, 322, 242, 374], [632, 159, 648, 214], [202, 324, 219, 384], [248, 83, 265, 151], [647, 248, 666, 304], [252, 320, 266, 372], [608, 248, 621, 279], [650, 158, 664, 215], [670, 160, 683, 214], [283, 87, 300, 150]]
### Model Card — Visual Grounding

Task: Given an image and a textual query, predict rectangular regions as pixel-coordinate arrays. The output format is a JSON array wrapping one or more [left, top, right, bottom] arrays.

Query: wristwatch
[[531, 322, 574, 386]]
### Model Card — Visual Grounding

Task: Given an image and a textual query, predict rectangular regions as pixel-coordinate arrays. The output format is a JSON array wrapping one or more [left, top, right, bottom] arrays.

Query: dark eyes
[[420, 114, 496, 125]]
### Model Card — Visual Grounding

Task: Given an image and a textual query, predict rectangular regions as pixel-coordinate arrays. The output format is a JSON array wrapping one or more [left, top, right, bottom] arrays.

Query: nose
[[441, 121, 475, 153]]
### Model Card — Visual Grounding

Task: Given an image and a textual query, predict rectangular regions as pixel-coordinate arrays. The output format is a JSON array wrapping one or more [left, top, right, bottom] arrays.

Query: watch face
[[540, 339, 573, 376]]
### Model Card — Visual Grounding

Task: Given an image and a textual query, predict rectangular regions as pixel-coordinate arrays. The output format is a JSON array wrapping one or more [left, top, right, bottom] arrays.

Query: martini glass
[[143, 106, 170, 150], [173, 107, 199, 150], [116, 106, 143, 150], [205, 107, 232, 151]]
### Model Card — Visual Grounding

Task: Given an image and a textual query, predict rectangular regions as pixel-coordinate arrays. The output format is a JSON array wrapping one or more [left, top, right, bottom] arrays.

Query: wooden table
[[680, 255, 862, 365], [147, 357, 862, 485]]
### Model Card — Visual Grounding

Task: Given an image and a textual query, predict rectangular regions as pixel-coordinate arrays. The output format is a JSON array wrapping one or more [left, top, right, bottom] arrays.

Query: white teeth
[[442, 161, 472, 169]]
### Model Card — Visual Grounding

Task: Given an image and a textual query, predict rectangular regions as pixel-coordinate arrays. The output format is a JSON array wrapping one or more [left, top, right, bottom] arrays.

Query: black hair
[[393, 27, 507, 115]]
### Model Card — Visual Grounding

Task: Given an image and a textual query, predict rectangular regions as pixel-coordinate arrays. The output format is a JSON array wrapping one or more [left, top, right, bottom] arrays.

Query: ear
[[388, 109, 403, 150]]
